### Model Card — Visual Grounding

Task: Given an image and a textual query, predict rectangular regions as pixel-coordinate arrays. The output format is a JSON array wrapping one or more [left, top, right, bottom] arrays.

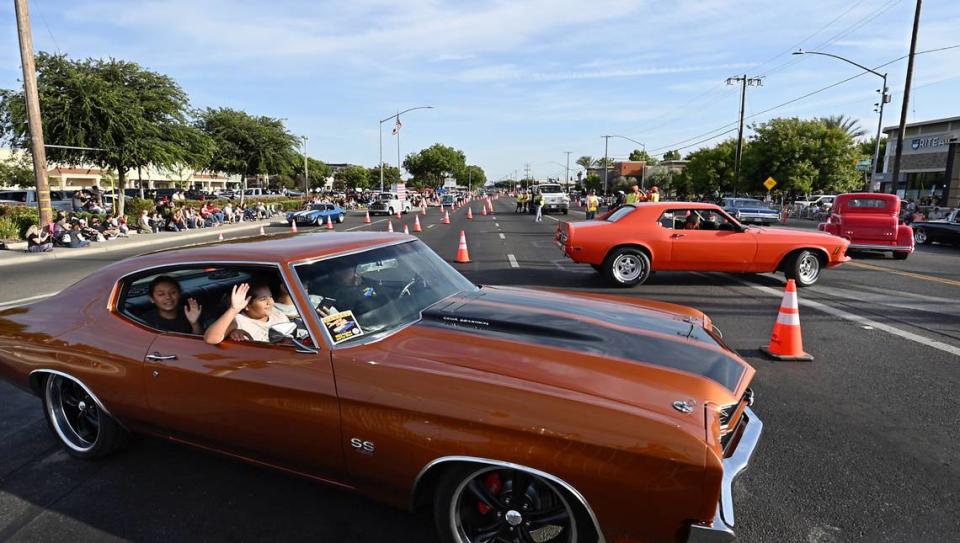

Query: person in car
[[204, 283, 289, 344], [142, 275, 203, 335], [684, 212, 701, 230]]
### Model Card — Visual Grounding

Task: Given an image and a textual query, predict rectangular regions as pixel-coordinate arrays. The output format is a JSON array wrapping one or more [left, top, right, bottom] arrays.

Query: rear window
[[606, 205, 636, 222], [0, 191, 27, 202], [848, 198, 887, 209]]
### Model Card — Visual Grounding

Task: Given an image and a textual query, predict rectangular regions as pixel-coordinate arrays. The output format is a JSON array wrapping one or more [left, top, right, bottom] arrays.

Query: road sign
[[763, 177, 777, 191], [856, 159, 872, 172]]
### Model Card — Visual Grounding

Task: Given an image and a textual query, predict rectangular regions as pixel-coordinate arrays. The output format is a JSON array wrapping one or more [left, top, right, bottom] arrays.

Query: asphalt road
[[1, 199, 958, 543]]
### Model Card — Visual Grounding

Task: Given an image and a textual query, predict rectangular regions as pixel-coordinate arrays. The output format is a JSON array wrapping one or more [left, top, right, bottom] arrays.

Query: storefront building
[[877, 116, 960, 206]]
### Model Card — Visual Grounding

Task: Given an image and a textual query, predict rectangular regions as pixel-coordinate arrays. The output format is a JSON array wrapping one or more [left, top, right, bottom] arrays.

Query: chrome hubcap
[[613, 254, 643, 282], [506, 510, 522, 526], [798, 254, 820, 283], [914, 230, 926, 243]]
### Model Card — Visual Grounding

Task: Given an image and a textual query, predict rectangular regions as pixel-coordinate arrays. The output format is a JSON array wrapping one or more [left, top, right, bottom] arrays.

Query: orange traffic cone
[[403, 224, 409, 234], [290, 220, 297, 232], [481, 206, 488, 216], [442, 211, 450, 224], [421, 206, 427, 216], [387, 221, 394, 233], [761, 279, 814, 361], [396, 209, 402, 220], [259, 225, 265, 235], [467, 207, 474, 220], [413, 215, 422, 232], [455, 230, 471, 263], [364, 211, 371, 224], [218, 232, 224, 241], [326, 215, 334, 230]]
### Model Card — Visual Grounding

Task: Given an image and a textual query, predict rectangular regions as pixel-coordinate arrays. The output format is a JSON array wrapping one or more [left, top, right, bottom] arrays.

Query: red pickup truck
[[818, 193, 914, 260]]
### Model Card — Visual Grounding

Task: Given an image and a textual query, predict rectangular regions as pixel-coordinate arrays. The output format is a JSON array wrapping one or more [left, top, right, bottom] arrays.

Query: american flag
[[392, 117, 402, 135]]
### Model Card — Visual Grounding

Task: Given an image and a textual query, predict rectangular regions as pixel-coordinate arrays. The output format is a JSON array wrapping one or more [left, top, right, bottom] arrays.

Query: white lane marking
[[492, 216, 497, 220], [546, 216, 559, 222], [507, 254, 519, 268], [0, 291, 59, 309], [428, 224, 436, 229], [733, 277, 960, 358], [346, 219, 387, 231], [495, 223, 500, 228], [498, 233, 506, 240]]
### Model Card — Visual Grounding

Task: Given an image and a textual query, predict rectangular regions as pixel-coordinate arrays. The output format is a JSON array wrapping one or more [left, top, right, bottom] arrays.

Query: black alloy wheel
[[435, 465, 582, 543], [43, 374, 126, 459]]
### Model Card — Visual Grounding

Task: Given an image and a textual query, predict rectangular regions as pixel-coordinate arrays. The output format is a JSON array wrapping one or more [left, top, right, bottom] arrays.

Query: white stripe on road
[[546, 216, 559, 222], [495, 223, 500, 228], [345, 219, 386, 231], [0, 291, 59, 309], [733, 277, 960, 358], [498, 233, 506, 240], [507, 254, 519, 268], [428, 224, 436, 229]]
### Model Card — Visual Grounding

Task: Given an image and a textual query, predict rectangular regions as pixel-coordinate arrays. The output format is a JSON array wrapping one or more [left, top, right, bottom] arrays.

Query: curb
[[0, 220, 274, 269]]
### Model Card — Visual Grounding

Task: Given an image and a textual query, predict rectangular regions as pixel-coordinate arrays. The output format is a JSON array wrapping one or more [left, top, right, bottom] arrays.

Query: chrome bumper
[[847, 243, 913, 252], [686, 407, 763, 543]]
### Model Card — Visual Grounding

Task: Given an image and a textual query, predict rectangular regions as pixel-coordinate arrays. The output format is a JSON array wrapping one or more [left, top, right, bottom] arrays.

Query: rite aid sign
[[910, 135, 949, 151]]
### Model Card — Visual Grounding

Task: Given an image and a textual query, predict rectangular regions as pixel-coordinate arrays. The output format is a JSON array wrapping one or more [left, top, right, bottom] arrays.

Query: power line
[[32, 0, 61, 54]]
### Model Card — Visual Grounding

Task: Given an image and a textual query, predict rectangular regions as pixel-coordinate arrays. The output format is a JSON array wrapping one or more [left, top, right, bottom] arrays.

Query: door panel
[[144, 336, 343, 478], [670, 230, 757, 271]]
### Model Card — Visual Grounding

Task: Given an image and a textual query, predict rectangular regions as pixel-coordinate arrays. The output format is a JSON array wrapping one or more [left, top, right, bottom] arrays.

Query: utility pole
[[891, 0, 923, 195], [524, 163, 532, 188], [301, 136, 309, 194], [726, 74, 762, 198], [602, 135, 610, 195], [564, 151, 571, 189], [14, 0, 52, 226]]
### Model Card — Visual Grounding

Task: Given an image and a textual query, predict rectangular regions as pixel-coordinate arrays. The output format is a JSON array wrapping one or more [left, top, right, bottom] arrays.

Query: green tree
[[334, 165, 369, 191], [307, 157, 332, 189], [195, 108, 299, 203], [367, 164, 401, 189], [457, 165, 487, 189], [744, 117, 862, 194], [819, 114, 866, 139], [403, 144, 467, 188], [662, 150, 681, 161], [576, 155, 594, 173], [593, 157, 615, 168], [0, 152, 34, 187], [858, 137, 886, 173], [583, 174, 602, 192], [681, 139, 739, 196], [0, 53, 212, 216], [628, 148, 659, 165]]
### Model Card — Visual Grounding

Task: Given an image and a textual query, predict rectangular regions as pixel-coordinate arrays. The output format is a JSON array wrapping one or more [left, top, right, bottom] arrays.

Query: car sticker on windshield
[[322, 310, 364, 344]]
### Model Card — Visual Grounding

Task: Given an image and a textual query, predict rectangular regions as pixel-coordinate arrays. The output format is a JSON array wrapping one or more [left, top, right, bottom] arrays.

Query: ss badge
[[350, 438, 375, 455]]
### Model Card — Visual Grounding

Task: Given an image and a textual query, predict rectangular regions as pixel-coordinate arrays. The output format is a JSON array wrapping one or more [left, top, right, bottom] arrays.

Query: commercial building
[[877, 116, 960, 206]]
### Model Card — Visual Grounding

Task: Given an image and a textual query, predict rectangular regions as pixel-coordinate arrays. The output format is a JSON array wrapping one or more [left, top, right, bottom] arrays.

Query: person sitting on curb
[[138, 210, 152, 234], [25, 224, 53, 253]]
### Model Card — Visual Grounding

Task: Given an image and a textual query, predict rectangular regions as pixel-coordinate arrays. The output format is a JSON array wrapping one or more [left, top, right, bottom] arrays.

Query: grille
[[719, 388, 754, 452]]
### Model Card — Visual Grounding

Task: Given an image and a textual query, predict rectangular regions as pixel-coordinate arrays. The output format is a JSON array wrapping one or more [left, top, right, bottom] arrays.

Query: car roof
[[136, 232, 410, 268]]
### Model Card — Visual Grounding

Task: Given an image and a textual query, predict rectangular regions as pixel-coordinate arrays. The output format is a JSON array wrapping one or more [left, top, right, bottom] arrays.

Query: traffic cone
[[259, 225, 265, 235], [442, 211, 450, 224], [290, 220, 297, 232], [761, 279, 814, 361], [455, 230, 471, 263], [387, 221, 394, 233], [218, 232, 224, 241], [413, 215, 422, 232], [403, 224, 409, 234], [467, 207, 474, 220], [421, 206, 427, 216], [481, 206, 487, 216], [326, 215, 334, 230], [364, 211, 371, 224], [396, 209, 402, 220]]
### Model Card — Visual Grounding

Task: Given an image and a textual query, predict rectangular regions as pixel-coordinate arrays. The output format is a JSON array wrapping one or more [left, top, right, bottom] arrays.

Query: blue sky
[[1, 0, 958, 182]]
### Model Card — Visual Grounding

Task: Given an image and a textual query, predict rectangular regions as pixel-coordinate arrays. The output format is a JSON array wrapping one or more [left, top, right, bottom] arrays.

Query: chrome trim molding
[[847, 244, 914, 251], [411, 455, 607, 543], [28, 369, 125, 430]]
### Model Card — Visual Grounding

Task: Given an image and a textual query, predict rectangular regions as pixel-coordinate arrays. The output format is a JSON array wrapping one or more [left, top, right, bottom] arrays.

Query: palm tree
[[576, 155, 594, 173], [820, 115, 867, 139]]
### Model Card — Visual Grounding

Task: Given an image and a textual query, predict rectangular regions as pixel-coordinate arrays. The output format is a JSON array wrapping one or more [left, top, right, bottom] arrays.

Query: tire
[[893, 251, 910, 260], [784, 250, 822, 287], [388, 208, 395, 216], [913, 228, 929, 245], [433, 464, 589, 543], [42, 373, 126, 460], [603, 248, 651, 287], [337, 213, 344, 223], [315, 217, 322, 226]]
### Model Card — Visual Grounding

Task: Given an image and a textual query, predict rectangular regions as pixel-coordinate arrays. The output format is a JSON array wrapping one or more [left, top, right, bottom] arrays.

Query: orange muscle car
[[0, 232, 762, 543], [556, 202, 850, 287]]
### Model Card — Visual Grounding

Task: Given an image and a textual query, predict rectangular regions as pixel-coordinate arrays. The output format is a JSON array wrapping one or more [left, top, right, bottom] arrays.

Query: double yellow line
[[847, 261, 960, 288]]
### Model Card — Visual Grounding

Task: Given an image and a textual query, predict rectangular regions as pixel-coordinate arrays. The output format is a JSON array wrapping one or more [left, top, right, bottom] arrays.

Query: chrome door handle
[[671, 233, 687, 238], [146, 352, 178, 361]]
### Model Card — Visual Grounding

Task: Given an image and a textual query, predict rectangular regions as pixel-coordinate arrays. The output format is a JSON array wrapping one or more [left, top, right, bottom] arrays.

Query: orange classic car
[[557, 202, 850, 287], [0, 232, 761, 543]]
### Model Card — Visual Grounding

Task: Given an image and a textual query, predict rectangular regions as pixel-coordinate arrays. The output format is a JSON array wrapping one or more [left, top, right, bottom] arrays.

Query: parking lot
[[1, 197, 958, 542]]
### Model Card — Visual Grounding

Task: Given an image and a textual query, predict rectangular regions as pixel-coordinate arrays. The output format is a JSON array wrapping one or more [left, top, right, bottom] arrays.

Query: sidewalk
[[0, 219, 276, 268]]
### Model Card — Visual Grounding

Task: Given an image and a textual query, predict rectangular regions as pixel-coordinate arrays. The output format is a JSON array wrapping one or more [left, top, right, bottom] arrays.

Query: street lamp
[[793, 49, 890, 189], [379, 106, 434, 193], [601, 134, 646, 194], [301, 135, 309, 194]]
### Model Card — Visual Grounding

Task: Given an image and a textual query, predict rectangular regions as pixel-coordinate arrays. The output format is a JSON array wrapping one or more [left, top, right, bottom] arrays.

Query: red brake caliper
[[477, 472, 502, 514]]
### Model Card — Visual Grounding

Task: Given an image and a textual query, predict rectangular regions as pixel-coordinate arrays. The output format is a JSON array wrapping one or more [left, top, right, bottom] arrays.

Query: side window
[[117, 265, 309, 346], [661, 209, 737, 231]]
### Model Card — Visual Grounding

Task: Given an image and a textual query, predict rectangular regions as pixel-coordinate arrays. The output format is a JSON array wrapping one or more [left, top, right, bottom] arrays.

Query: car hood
[[415, 286, 751, 421]]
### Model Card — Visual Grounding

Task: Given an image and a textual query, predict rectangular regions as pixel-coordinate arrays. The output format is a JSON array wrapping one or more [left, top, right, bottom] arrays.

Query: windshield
[[294, 240, 477, 345], [736, 199, 766, 207], [606, 205, 636, 222], [538, 185, 562, 193]]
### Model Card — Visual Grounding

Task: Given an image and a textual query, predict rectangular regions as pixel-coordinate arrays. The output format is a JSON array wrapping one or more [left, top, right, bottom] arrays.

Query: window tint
[[605, 205, 636, 222], [0, 191, 27, 202], [848, 198, 887, 209], [660, 209, 738, 231]]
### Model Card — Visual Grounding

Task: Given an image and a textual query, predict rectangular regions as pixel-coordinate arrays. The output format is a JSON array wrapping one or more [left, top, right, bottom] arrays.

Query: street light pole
[[565, 151, 571, 189], [602, 136, 610, 195], [301, 136, 309, 194], [601, 134, 647, 193], [378, 105, 434, 193], [793, 50, 889, 189]]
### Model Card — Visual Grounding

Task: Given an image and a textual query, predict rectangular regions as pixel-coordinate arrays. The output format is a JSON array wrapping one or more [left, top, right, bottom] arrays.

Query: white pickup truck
[[534, 183, 570, 215], [368, 192, 413, 215]]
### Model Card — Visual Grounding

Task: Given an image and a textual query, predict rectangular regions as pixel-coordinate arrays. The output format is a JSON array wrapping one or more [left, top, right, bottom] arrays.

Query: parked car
[[721, 198, 781, 225], [0, 233, 762, 543], [817, 193, 914, 260], [368, 192, 412, 215], [286, 203, 345, 226], [793, 194, 837, 211], [556, 202, 850, 287], [0, 189, 74, 211], [910, 208, 960, 246]]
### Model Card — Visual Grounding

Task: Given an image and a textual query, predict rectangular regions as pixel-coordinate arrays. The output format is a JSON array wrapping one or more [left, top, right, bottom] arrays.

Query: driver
[[684, 212, 701, 230], [315, 265, 378, 317]]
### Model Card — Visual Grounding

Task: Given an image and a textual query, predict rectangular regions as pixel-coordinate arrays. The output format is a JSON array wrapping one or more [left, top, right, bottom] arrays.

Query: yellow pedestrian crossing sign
[[763, 177, 777, 191]]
